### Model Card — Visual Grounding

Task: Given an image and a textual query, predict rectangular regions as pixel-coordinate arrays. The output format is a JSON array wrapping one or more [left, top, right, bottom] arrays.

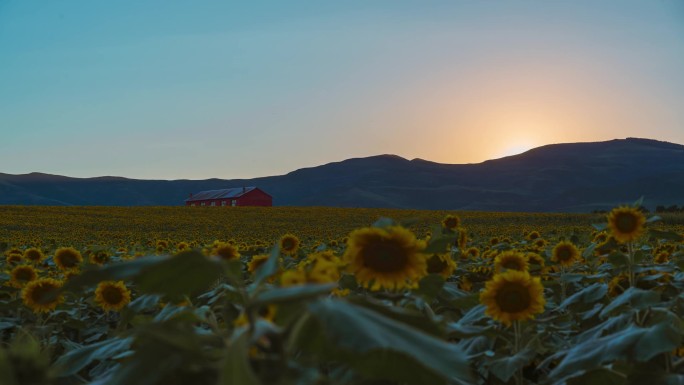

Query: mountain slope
[[1, 138, 683, 212]]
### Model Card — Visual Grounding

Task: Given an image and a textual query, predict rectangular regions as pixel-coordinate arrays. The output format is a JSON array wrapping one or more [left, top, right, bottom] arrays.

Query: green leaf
[[127, 294, 161, 313], [560, 273, 586, 283], [416, 274, 445, 300], [649, 229, 684, 242], [582, 243, 597, 260], [632, 196, 644, 208], [63, 256, 166, 292], [559, 283, 608, 309], [372, 217, 396, 228], [0, 322, 14, 331], [646, 215, 662, 223], [54, 337, 133, 376], [135, 251, 223, 297], [439, 283, 480, 309], [424, 235, 457, 254], [607, 252, 630, 267], [599, 287, 660, 319], [218, 328, 260, 385], [253, 246, 280, 286], [566, 367, 627, 385], [489, 348, 537, 382], [306, 299, 473, 384], [550, 323, 680, 380], [252, 283, 335, 306], [592, 223, 607, 231], [350, 298, 444, 338]]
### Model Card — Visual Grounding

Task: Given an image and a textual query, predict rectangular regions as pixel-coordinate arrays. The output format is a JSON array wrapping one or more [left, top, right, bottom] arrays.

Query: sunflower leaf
[[599, 287, 660, 319], [424, 235, 457, 254], [54, 337, 133, 377], [135, 251, 223, 298], [565, 367, 627, 385], [559, 283, 608, 309], [253, 246, 280, 286], [550, 323, 680, 380], [63, 256, 166, 292], [488, 347, 536, 382], [592, 223, 607, 231], [252, 283, 335, 306], [649, 229, 684, 242], [305, 299, 473, 385], [218, 328, 261, 385]]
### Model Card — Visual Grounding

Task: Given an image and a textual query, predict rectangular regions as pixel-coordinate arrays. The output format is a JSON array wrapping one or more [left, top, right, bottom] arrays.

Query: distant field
[[2, 205, 684, 384], [0, 205, 646, 248]]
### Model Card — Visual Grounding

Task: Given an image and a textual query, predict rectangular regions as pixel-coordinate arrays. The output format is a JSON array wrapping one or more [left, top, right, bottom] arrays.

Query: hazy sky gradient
[[1, 1, 683, 179]]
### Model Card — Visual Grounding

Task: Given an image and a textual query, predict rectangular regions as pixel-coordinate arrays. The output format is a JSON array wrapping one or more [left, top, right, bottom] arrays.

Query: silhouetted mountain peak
[[1, 138, 683, 212]]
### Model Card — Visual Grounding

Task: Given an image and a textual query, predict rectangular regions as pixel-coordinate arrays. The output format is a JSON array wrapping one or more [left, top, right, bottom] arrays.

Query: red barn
[[185, 187, 272, 207]]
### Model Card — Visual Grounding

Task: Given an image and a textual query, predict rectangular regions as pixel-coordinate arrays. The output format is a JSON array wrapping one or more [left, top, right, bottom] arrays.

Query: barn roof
[[185, 187, 258, 202]]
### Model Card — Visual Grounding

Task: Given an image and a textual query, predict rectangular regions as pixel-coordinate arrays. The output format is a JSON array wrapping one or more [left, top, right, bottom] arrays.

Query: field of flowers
[[2, 203, 684, 384]]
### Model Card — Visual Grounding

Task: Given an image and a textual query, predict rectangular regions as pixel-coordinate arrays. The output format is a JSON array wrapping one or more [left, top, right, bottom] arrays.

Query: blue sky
[[1, 1, 683, 179]]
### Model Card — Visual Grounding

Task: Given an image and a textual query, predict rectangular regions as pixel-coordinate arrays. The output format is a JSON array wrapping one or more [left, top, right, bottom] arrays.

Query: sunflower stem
[[559, 266, 567, 302], [666, 352, 673, 373], [627, 242, 635, 288], [513, 320, 523, 385]]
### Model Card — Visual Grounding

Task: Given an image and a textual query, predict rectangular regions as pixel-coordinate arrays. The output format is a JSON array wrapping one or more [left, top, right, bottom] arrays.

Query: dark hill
[[1, 138, 683, 212]]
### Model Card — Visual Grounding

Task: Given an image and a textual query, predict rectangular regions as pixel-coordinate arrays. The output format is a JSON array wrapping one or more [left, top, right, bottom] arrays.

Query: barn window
[[221, 201, 227, 206], [231, 200, 237, 206], [201, 202, 205, 206], [210, 201, 216, 206], [190, 203, 196, 207]]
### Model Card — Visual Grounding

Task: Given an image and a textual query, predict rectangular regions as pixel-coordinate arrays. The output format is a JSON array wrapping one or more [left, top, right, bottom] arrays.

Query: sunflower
[[95, 281, 132, 312], [22, 278, 64, 313], [90, 251, 110, 265], [156, 240, 169, 249], [654, 251, 670, 264], [212, 242, 240, 261], [607, 206, 646, 243], [551, 241, 580, 267], [234, 304, 277, 327], [457, 227, 468, 249], [426, 253, 456, 278], [441, 215, 461, 230], [6, 252, 23, 266], [279, 234, 300, 256], [464, 247, 480, 259], [23, 248, 45, 264], [10, 265, 38, 288], [480, 270, 545, 326], [247, 254, 270, 273], [459, 276, 473, 292], [177, 242, 191, 252], [308, 260, 340, 283], [54, 247, 83, 271], [280, 269, 307, 287], [533, 238, 548, 248], [344, 226, 427, 291], [307, 250, 341, 265], [608, 274, 629, 297], [526, 252, 545, 268], [494, 251, 529, 273], [526, 231, 541, 241], [593, 232, 608, 244]]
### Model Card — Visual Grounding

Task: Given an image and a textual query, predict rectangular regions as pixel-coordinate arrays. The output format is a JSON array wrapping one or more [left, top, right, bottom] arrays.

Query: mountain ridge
[[1, 138, 683, 212]]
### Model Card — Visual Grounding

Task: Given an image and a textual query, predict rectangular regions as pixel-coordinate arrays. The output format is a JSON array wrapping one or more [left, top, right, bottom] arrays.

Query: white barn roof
[[185, 187, 257, 202]]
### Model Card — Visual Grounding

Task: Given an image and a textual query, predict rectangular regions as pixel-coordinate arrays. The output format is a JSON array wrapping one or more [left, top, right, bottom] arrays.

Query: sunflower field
[[2, 203, 684, 384]]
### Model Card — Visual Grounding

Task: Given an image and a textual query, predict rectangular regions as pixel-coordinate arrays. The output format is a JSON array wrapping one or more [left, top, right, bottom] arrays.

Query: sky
[[1, 1, 683, 180]]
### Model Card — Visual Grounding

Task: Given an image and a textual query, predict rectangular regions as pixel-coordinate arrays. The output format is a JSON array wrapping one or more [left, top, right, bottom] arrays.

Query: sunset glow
[[1, 1, 683, 179]]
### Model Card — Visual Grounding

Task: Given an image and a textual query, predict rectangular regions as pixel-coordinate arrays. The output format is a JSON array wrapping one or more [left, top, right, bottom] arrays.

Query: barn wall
[[237, 189, 272, 206], [185, 189, 273, 207]]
